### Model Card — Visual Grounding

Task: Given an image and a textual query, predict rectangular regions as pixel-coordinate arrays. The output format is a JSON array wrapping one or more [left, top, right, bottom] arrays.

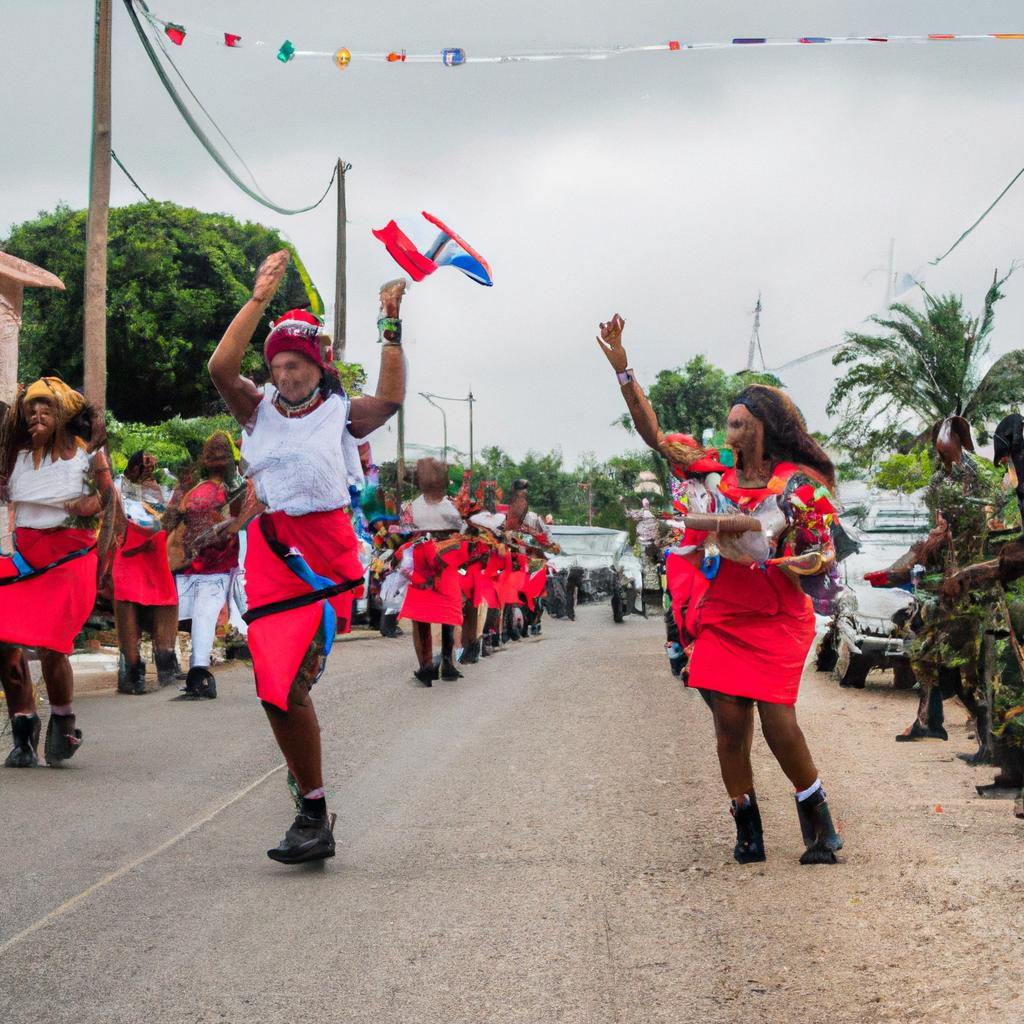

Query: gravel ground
[[1, 603, 1021, 1023]]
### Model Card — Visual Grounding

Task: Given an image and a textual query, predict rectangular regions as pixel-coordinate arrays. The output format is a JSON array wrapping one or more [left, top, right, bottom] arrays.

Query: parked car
[[816, 497, 930, 688], [547, 525, 643, 603]]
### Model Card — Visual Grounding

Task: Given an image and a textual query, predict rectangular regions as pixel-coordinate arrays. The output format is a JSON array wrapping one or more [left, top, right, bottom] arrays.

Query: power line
[[111, 149, 153, 201], [123, 0, 337, 216]]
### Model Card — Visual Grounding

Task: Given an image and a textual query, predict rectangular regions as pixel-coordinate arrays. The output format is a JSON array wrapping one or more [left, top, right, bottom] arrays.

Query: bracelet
[[616, 368, 635, 386], [377, 317, 402, 345]]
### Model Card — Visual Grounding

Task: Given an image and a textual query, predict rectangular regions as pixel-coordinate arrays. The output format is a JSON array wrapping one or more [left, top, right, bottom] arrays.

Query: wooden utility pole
[[83, 0, 112, 412], [333, 159, 351, 360]]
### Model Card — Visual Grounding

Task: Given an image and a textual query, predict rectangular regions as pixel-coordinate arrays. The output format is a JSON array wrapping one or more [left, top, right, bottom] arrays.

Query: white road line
[[0, 762, 286, 957]]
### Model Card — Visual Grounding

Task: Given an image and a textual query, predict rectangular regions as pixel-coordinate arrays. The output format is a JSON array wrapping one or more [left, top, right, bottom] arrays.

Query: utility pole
[[83, 0, 112, 412], [745, 292, 763, 372], [333, 159, 351, 360], [467, 389, 475, 472], [579, 481, 593, 526]]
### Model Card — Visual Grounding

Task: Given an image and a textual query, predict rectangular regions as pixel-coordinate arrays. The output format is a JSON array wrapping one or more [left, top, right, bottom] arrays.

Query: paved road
[[2, 606, 1021, 1024]]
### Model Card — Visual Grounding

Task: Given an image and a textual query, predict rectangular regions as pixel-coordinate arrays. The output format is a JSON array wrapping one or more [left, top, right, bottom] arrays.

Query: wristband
[[377, 317, 402, 345], [616, 368, 635, 386]]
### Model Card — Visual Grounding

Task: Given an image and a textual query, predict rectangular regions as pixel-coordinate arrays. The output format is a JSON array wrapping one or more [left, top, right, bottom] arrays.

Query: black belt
[[0, 543, 97, 587]]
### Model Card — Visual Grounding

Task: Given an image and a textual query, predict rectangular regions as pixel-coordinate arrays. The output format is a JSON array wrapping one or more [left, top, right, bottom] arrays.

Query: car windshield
[[551, 532, 625, 557]]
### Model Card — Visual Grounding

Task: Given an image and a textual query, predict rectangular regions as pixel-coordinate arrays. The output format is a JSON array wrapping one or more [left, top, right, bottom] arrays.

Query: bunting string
[[134, 3, 1024, 68]]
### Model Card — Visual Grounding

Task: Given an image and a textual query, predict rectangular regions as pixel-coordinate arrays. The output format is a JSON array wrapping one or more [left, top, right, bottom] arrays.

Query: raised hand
[[252, 250, 291, 303], [379, 277, 408, 318], [596, 314, 628, 372]]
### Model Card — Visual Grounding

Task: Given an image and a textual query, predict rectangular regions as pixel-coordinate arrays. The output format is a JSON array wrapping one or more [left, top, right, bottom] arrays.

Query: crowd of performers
[[0, 252, 561, 866]]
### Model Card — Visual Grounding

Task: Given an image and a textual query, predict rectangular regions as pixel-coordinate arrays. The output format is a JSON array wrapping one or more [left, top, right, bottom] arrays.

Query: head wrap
[[23, 377, 87, 420], [264, 309, 328, 369]]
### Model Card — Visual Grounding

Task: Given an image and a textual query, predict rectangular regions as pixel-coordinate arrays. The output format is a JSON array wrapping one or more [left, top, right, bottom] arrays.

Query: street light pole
[[467, 389, 474, 471], [420, 392, 448, 461]]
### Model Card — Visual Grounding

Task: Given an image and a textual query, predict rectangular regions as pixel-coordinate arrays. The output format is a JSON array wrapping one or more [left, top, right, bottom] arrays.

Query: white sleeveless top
[[8, 446, 91, 529], [241, 385, 364, 516]]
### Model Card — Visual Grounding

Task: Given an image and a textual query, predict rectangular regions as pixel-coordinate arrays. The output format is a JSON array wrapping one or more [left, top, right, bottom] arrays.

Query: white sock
[[50, 703, 73, 716], [796, 778, 823, 802]]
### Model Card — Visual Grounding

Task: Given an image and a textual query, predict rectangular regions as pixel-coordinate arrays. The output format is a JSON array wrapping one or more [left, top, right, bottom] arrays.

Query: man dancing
[[209, 251, 406, 864]]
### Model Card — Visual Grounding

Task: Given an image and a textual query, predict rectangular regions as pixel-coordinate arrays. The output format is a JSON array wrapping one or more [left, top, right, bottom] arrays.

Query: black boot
[[796, 788, 843, 865], [4, 713, 41, 768], [730, 793, 766, 864], [459, 641, 480, 665], [380, 611, 404, 638], [266, 806, 336, 864], [414, 664, 437, 687], [182, 667, 217, 700], [116, 655, 134, 695], [44, 712, 82, 766], [479, 635, 492, 658], [925, 686, 948, 739], [155, 649, 178, 689], [441, 657, 464, 681], [130, 660, 148, 695]]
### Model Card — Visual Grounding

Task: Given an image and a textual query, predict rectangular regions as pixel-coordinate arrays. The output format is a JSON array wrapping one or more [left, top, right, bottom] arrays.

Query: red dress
[[112, 522, 177, 606], [684, 464, 826, 705], [400, 539, 470, 626]]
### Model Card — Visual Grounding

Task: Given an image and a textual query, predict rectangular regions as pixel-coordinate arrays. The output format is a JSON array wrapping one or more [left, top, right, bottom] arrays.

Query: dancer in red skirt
[[0, 378, 114, 767], [398, 457, 468, 685], [597, 315, 844, 865], [112, 450, 179, 693], [209, 251, 406, 863]]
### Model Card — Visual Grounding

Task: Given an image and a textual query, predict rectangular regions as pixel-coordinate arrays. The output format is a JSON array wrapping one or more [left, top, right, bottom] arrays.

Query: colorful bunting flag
[[164, 22, 186, 45], [224, 33, 241, 48]]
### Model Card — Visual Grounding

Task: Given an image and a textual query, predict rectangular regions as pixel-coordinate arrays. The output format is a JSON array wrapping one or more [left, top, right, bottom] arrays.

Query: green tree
[[828, 269, 1024, 465], [873, 448, 934, 494], [3, 201, 325, 422]]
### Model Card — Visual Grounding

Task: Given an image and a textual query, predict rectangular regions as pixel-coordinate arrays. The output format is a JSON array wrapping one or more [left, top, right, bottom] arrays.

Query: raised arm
[[348, 278, 408, 439], [595, 314, 667, 456], [208, 251, 290, 427]]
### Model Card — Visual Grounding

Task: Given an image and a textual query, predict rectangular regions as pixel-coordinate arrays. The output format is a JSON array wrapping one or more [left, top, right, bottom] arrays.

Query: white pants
[[176, 573, 231, 669]]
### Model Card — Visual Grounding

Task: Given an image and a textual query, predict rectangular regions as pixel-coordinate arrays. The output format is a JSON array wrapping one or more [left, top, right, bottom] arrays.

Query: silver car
[[816, 499, 930, 688]]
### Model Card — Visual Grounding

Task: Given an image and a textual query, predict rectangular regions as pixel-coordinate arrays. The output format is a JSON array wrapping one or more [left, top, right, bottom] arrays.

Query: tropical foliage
[[828, 269, 1024, 466], [2, 201, 320, 422]]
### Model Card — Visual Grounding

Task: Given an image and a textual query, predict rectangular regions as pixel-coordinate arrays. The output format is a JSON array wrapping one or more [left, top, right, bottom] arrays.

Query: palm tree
[[827, 267, 1024, 463]]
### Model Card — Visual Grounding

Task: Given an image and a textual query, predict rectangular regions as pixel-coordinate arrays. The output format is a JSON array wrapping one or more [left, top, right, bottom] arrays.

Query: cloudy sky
[[4, 1, 1023, 464]]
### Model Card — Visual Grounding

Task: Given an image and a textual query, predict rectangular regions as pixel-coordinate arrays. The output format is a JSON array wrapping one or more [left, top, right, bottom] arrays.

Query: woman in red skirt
[[598, 316, 844, 866], [0, 378, 114, 767], [112, 450, 179, 693]]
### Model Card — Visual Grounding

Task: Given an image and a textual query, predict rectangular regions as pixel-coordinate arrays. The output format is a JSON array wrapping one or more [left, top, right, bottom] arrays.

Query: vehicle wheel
[[837, 651, 871, 688], [815, 631, 839, 672], [891, 660, 917, 690], [611, 589, 624, 623]]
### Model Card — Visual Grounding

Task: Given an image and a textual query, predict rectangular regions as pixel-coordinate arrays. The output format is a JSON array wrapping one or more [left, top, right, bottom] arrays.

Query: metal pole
[[396, 405, 406, 509], [420, 393, 448, 461], [83, 0, 112, 412], [333, 159, 351, 360], [468, 389, 474, 472]]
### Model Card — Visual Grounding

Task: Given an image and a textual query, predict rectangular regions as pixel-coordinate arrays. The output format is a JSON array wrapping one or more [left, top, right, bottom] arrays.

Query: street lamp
[[419, 392, 448, 461], [418, 390, 476, 469]]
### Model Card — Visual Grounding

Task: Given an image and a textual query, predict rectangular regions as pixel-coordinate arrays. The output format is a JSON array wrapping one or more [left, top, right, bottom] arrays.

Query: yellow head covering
[[23, 377, 87, 419]]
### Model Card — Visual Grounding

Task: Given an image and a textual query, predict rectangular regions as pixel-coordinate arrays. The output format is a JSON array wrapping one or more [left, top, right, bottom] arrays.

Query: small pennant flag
[[165, 22, 186, 46], [224, 33, 242, 48], [373, 212, 493, 287]]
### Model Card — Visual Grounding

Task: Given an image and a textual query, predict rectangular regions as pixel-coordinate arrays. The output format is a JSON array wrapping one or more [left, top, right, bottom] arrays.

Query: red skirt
[[244, 509, 364, 711], [685, 559, 815, 705], [0, 527, 98, 654], [112, 522, 177, 606]]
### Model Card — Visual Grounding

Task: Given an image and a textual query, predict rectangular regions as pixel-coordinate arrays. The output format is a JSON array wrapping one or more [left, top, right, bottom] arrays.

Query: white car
[[547, 525, 644, 600]]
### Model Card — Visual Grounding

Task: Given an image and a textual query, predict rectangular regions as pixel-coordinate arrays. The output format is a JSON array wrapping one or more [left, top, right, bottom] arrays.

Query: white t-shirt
[[8, 446, 91, 529], [407, 495, 465, 532]]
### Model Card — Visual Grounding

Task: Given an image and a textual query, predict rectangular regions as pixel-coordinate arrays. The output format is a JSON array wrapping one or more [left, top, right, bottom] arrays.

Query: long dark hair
[[730, 384, 835, 489]]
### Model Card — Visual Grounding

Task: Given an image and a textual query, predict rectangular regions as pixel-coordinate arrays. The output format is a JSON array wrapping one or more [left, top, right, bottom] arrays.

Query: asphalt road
[[2, 605, 1022, 1024]]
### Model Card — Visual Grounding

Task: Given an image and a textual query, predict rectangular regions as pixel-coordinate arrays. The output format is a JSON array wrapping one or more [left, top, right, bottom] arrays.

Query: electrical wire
[[931, 163, 1024, 265], [111, 149, 154, 201], [123, 0, 337, 216]]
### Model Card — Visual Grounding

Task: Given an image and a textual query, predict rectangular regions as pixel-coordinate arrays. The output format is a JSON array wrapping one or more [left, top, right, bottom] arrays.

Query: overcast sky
[[3, 1, 1023, 465]]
